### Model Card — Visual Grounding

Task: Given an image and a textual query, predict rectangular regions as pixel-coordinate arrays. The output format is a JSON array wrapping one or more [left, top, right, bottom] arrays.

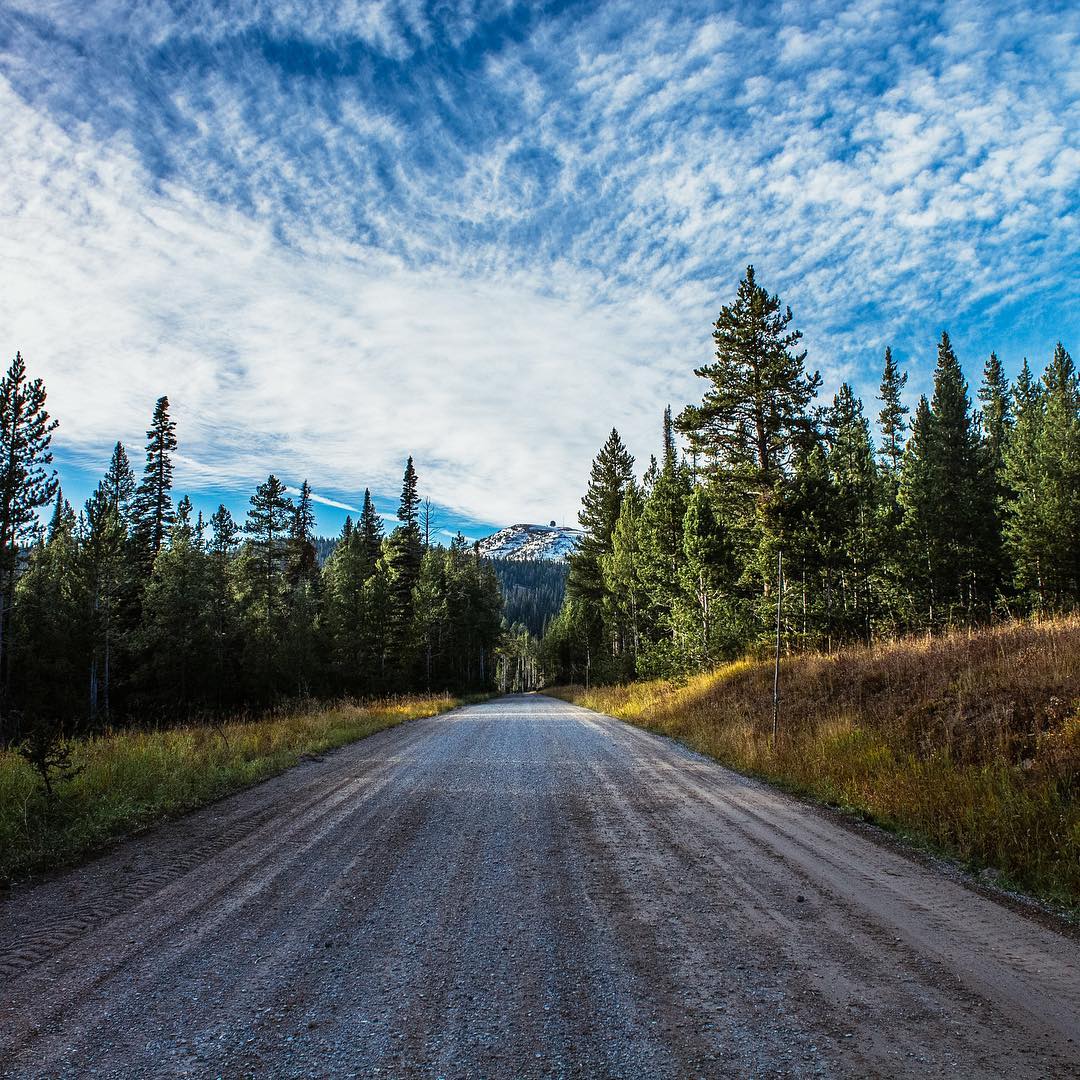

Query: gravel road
[[1, 695, 1078, 1078]]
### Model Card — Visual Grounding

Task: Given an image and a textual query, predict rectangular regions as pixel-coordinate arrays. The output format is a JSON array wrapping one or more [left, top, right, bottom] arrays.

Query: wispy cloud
[[284, 487, 361, 514], [0, 1, 1077, 527]]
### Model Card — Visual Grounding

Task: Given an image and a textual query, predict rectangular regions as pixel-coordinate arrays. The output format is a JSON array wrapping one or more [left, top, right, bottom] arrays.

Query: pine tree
[[978, 352, 1012, 480], [1003, 361, 1045, 605], [383, 458, 426, 671], [288, 480, 318, 585], [209, 504, 239, 556], [873, 352, 909, 630], [0, 352, 59, 730], [131, 396, 178, 568], [397, 457, 421, 532], [103, 441, 136, 525], [359, 488, 384, 577], [901, 333, 987, 624], [895, 335, 990, 625], [977, 351, 1013, 603], [826, 383, 880, 641], [239, 475, 293, 691], [567, 428, 636, 608], [898, 395, 938, 625], [47, 488, 74, 544], [1032, 344, 1080, 604], [636, 410, 693, 674], [677, 266, 820, 501], [876, 346, 908, 480]]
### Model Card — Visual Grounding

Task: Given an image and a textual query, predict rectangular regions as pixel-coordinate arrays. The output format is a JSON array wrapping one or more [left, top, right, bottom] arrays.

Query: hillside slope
[[476, 523, 581, 562], [490, 558, 568, 636], [547, 617, 1080, 906]]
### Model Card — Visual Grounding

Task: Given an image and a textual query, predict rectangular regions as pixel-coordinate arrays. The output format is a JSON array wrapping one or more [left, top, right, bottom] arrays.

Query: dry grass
[[547, 617, 1080, 907], [0, 694, 466, 884]]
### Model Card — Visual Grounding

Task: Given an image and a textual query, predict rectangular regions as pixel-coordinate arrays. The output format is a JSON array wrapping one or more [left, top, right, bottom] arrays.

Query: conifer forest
[[543, 266, 1080, 685], [1, 264, 1077, 738], [0, 365, 502, 745]]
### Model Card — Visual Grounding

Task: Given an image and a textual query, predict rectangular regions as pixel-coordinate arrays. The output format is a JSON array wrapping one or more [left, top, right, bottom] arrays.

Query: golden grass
[[547, 617, 1080, 907], [0, 694, 467, 884]]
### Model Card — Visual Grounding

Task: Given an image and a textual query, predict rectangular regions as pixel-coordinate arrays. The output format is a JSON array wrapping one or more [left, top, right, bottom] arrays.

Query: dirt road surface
[[1, 695, 1078, 1078]]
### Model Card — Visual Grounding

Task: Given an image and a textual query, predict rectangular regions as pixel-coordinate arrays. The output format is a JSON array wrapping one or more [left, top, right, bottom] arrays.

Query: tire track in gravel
[[0, 716, 438, 979], [1, 696, 1078, 1078], [582, 734, 1052, 1076]]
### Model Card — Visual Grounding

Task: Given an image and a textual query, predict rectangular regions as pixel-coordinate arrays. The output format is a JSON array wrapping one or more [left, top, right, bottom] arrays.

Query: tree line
[[543, 267, 1079, 683], [0, 355, 503, 744]]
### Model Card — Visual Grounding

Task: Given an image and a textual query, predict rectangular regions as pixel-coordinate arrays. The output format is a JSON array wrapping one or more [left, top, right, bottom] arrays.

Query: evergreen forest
[[490, 558, 568, 638], [0, 362, 504, 745], [543, 267, 1080, 684]]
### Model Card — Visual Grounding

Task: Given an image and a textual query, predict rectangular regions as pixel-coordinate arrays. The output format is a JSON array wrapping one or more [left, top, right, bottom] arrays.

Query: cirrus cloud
[[0, 0, 1077, 530]]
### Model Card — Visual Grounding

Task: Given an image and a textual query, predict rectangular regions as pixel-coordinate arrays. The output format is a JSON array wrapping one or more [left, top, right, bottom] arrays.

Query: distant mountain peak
[[476, 523, 581, 562]]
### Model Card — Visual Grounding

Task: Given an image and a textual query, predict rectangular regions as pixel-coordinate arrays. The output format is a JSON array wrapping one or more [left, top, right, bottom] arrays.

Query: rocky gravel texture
[[1, 694, 1078, 1078]]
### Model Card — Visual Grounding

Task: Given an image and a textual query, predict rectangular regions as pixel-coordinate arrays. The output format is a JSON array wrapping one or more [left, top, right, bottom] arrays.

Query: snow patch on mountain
[[476, 523, 582, 562]]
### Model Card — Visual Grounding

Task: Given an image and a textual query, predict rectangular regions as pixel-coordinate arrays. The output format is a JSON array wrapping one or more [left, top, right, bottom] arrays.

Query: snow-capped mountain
[[476, 523, 582, 562]]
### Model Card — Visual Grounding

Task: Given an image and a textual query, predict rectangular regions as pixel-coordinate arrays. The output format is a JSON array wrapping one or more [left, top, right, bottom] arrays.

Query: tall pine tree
[[239, 474, 293, 691], [103, 441, 136, 524], [977, 351, 1013, 604], [359, 488, 384, 577], [567, 428, 635, 608], [677, 266, 820, 502], [876, 346, 908, 480], [899, 334, 988, 625], [0, 352, 58, 730], [131, 396, 178, 569], [383, 458, 425, 669], [636, 410, 693, 673]]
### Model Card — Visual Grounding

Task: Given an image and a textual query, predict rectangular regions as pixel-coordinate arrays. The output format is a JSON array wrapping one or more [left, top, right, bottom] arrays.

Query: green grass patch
[[0, 694, 470, 884]]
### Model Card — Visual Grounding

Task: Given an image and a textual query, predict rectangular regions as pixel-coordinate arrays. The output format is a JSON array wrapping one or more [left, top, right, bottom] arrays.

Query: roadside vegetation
[[544, 267, 1079, 686], [0, 353, 503, 755], [0, 694, 463, 884], [547, 617, 1080, 907]]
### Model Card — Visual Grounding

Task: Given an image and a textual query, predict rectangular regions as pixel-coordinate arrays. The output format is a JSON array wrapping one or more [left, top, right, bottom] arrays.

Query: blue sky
[[1, 1, 1077, 539]]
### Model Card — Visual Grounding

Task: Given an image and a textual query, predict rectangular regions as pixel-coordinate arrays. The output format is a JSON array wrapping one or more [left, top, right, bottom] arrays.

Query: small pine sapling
[[17, 717, 83, 798]]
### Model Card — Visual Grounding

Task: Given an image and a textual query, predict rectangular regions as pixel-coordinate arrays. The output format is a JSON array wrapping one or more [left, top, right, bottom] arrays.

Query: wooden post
[[773, 548, 783, 745]]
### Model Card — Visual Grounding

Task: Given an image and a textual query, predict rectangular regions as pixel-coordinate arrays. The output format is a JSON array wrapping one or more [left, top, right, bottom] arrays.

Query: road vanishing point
[[1, 695, 1078, 1078]]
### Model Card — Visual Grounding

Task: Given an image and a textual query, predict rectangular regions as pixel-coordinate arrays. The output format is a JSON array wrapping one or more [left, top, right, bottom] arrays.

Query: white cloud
[[0, 77, 698, 525], [1, 0, 1078, 527], [284, 488, 361, 513]]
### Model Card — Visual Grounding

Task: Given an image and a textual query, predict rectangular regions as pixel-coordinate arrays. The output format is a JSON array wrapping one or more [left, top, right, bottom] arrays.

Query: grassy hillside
[[546, 618, 1080, 907], [0, 694, 467, 885]]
